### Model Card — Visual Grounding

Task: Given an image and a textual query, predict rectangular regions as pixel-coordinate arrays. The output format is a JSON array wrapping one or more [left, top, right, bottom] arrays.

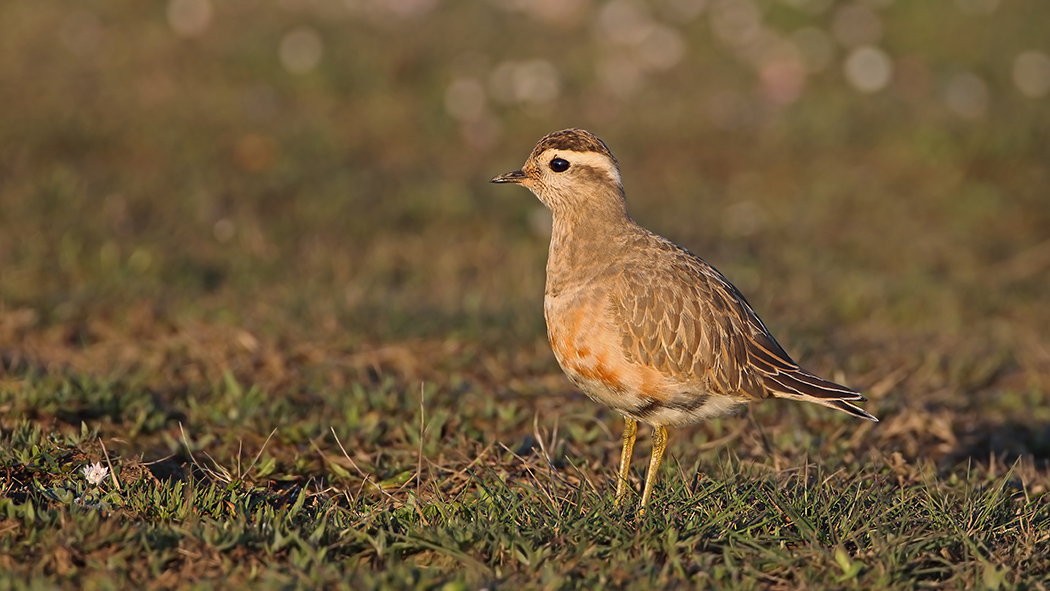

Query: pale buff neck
[[544, 186, 638, 293]]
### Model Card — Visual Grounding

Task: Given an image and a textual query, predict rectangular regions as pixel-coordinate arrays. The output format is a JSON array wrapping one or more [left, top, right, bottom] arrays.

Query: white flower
[[82, 462, 109, 486]]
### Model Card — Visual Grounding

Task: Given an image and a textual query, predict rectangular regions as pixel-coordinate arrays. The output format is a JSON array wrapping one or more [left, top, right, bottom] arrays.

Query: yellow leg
[[614, 417, 637, 505], [639, 425, 668, 512]]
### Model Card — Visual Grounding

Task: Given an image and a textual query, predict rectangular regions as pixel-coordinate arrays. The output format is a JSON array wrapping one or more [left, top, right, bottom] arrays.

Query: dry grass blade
[[98, 437, 121, 492]]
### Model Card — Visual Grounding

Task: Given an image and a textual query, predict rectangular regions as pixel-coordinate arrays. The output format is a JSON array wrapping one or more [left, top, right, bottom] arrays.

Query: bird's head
[[491, 128, 626, 215]]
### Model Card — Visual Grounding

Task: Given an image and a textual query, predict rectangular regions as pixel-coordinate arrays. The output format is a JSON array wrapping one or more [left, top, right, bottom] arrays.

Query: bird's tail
[[764, 370, 879, 422]]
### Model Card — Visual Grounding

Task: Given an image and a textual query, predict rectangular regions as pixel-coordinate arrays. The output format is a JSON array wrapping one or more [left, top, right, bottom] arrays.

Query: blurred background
[[1, 0, 1049, 455]]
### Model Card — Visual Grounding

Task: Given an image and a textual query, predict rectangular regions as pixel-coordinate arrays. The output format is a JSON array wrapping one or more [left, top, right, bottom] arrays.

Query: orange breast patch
[[566, 354, 625, 393]]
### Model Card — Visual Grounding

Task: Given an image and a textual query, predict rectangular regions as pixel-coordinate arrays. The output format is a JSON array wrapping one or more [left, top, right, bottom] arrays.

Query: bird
[[491, 128, 878, 511]]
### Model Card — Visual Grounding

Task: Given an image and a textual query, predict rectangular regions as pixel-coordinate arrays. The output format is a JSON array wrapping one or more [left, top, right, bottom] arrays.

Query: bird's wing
[[611, 240, 876, 421], [610, 251, 769, 400]]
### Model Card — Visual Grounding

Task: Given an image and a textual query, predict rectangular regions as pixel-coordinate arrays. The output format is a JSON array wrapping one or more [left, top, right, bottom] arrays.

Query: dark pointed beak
[[490, 169, 527, 184]]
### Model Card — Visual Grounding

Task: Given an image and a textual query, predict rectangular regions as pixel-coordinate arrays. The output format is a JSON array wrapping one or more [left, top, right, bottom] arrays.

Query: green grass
[[2, 0, 1050, 589]]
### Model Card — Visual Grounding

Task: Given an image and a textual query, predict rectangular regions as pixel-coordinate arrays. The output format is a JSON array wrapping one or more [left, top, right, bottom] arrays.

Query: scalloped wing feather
[[612, 237, 877, 422]]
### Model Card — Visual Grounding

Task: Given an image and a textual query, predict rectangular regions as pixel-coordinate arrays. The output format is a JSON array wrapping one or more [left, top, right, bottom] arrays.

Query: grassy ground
[[2, 0, 1050, 589]]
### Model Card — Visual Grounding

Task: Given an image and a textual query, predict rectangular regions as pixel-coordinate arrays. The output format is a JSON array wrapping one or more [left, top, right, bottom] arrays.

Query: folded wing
[[611, 240, 877, 422]]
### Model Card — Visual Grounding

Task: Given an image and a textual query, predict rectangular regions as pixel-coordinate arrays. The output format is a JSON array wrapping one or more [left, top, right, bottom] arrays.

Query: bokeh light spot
[[637, 26, 686, 71], [213, 219, 236, 243], [710, 0, 762, 50], [944, 72, 989, 119], [445, 78, 487, 122], [279, 27, 324, 74], [598, 0, 655, 46], [1013, 51, 1050, 98], [844, 45, 893, 93], [488, 60, 560, 105], [167, 0, 213, 37], [760, 58, 806, 106]]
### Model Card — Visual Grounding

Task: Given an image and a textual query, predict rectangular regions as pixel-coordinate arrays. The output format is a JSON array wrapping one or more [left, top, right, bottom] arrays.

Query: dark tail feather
[[822, 398, 879, 422], [766, 370, 860, 399], [764, 370, 879, 422]]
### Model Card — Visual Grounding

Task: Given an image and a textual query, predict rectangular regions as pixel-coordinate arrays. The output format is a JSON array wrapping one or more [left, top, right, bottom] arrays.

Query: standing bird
[[491, 129, 877, 510]]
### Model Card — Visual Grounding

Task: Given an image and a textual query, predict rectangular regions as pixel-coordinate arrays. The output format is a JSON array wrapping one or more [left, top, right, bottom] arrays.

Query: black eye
[[549, 157, 570, 172]]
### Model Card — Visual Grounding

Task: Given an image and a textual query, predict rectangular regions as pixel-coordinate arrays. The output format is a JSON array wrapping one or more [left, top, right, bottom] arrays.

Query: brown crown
[[528, 128, 619, 168]]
